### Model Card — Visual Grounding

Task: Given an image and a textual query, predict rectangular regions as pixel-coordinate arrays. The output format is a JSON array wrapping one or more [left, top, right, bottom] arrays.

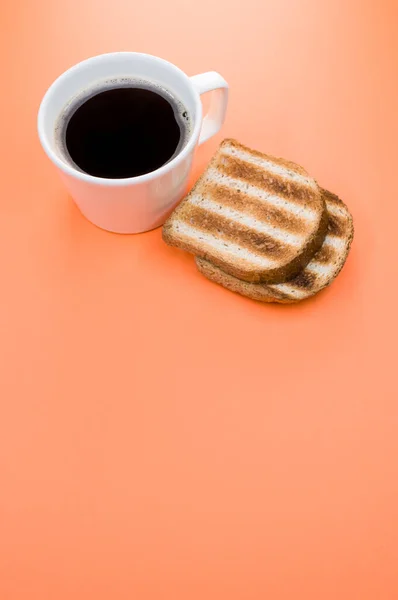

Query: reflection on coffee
[[55, 78, 192, 178]]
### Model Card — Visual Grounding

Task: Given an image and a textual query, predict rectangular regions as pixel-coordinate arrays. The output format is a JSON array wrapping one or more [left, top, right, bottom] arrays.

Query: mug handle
[[190, 72, 229, 146]]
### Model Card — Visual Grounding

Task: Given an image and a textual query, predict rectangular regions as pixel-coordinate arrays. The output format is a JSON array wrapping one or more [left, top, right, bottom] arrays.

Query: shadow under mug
[[37, 52, 229, 233]]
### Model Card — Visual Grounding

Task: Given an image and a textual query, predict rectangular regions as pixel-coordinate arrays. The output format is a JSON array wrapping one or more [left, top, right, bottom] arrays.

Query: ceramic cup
[[38, 52, 228, 233]]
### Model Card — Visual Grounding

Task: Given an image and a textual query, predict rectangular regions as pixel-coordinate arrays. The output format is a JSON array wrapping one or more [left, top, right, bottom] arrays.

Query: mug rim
[[37, 52, 203, 187]]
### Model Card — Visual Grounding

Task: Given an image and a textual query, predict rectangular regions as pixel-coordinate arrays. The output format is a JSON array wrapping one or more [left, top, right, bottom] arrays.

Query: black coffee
[[57, 79, 191, 178]]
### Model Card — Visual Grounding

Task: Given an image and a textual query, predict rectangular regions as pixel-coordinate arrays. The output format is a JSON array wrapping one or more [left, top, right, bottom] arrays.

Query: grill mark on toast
[[215, 154, 321, 207], [312, 244, 335, 264], [204, 169, 316, 220], [172, 222, 278, 268], [327, 213, 346, 237], [204, 183, 310, 235], [181, 205, 291, 259], [288, 269, 317, 289], [187, 195, 304, 246], [221, 140, 313, 181]]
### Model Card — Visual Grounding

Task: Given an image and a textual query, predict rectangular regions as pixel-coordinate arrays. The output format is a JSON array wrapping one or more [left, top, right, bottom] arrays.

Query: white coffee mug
[[38, 52, 228, 233]]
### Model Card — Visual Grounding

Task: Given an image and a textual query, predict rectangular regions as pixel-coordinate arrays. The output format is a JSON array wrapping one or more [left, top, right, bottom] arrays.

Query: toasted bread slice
[[163, 139, 328, 284], [196, 189, 354, 303]]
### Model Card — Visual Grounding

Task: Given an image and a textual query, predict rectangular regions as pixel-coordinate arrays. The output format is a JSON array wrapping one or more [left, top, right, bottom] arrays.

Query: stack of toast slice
[[163, 139, 354, 304]]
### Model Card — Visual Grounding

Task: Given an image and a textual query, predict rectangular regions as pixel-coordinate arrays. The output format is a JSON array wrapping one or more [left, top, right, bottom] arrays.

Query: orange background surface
[[1, 0, 398, 598]]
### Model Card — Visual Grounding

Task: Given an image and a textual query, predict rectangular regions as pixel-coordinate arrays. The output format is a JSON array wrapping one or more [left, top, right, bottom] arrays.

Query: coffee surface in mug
[[55, 78, 192, 179]]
